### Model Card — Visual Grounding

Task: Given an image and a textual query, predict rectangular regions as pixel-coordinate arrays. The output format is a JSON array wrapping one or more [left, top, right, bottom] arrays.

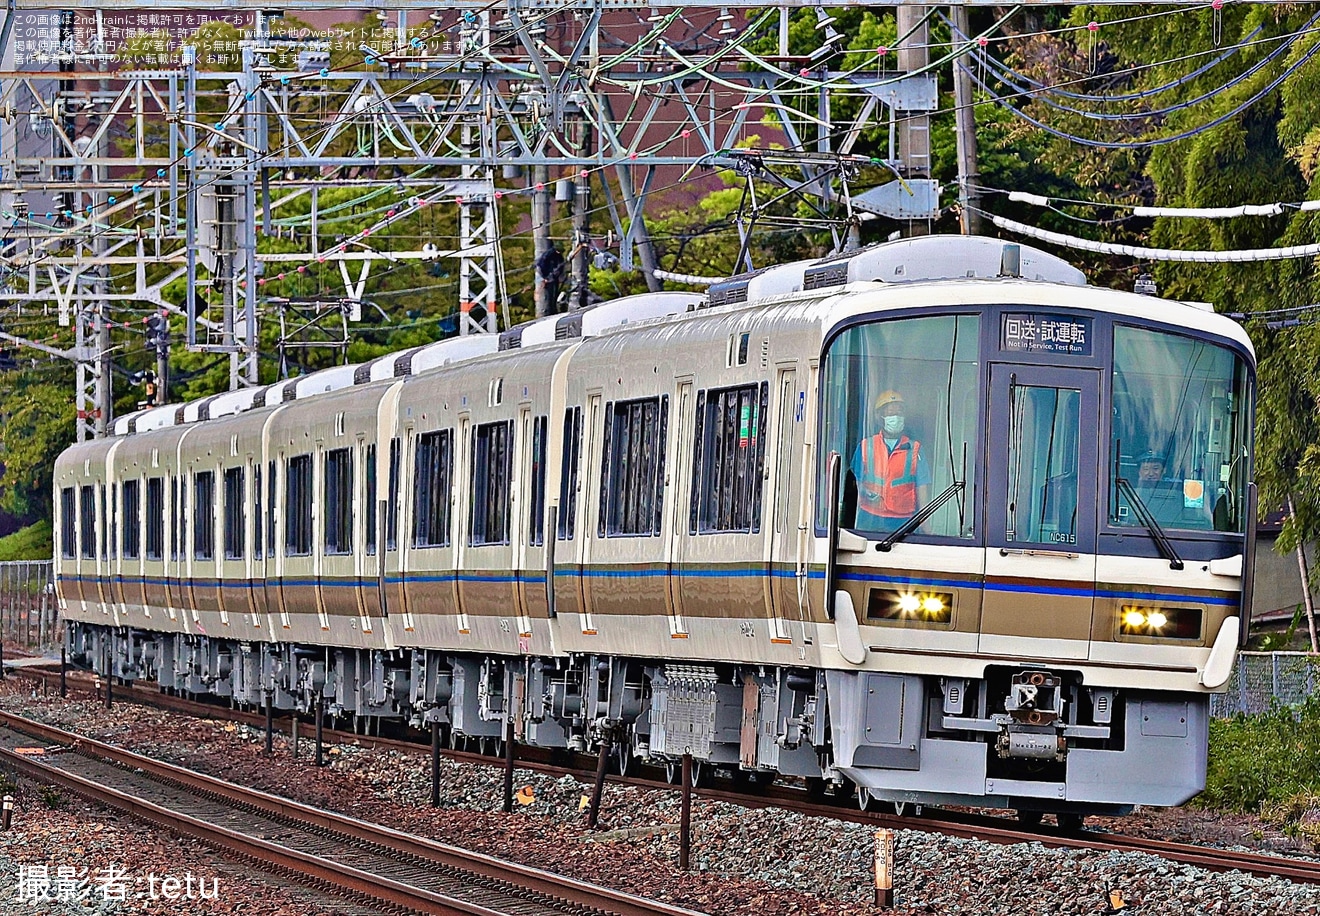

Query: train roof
[[105, 236, 1247, 437]]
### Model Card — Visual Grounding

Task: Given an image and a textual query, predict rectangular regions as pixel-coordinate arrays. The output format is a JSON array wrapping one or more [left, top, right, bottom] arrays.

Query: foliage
[[0, 372, 76, 522], [0, 522, 54, 562], [1201, 693, 1320, 828]]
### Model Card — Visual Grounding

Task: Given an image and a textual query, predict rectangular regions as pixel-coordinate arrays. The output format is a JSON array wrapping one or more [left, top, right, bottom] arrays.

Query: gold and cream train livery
[[53, 235, 1255, 821]]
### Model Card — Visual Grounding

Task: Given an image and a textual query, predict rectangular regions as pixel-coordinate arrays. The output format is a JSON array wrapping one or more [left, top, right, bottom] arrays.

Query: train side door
[[577, 393, 602, 633], [981, 364, 1100, 659], [666, 380, 694, 636]]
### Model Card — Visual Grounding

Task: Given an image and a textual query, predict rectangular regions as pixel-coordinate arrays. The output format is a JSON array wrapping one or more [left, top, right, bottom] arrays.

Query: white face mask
[[883, 415, 905, 435]]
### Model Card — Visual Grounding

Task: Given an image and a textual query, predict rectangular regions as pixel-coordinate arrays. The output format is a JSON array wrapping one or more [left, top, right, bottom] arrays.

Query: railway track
[[0, 708, 709, 916], [10, 662, 1320, 887]]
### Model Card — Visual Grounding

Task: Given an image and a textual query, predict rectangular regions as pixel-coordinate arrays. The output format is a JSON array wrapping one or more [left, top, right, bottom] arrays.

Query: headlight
[[867, 589, 954, 624], [1119, 605, 1202, 640]]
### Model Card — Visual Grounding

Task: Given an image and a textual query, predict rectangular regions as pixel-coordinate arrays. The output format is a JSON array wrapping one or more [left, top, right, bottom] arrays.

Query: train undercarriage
[[68, 622, 1207, 817]]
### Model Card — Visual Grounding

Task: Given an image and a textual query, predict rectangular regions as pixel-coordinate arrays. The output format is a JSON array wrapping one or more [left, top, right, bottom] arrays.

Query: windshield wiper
[[1115, 477, 1184, 570], [876, 480, 965, 552]]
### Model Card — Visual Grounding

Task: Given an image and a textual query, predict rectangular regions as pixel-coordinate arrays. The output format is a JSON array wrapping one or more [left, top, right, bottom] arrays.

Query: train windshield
[[820, 314, 981, 538], [1109, 326, 1250, 533]]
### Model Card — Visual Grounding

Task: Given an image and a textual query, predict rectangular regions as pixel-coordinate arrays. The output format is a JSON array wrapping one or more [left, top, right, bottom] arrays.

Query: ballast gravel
[[0, 677, 1317, 915]]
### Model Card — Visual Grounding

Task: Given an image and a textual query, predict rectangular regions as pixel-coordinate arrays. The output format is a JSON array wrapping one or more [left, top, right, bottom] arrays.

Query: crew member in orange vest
[[852, 390, 930, 530]]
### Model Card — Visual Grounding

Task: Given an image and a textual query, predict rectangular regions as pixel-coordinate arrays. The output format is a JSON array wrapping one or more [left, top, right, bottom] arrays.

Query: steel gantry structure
[[0, 0, 973, 439]]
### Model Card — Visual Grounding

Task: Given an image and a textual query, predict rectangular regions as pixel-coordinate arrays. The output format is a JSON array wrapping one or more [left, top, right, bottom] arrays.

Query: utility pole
[[951, 5, 982, 236], [897, 5, 931, 238]]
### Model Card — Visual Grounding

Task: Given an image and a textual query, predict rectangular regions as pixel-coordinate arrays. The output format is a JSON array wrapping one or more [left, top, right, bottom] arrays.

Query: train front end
[[818, 281, 1254, 816]]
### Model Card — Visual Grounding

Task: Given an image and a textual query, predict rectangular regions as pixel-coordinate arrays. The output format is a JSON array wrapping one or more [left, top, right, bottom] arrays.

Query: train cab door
[[981, 364, 1100, 660]]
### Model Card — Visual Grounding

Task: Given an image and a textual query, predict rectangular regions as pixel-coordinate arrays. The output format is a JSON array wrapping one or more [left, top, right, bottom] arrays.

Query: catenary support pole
[[502, 718, 515, 813], [680, 753, 693, 871], [315, 693, 325, 766], [59, 646, 67, 698], [586, 739, 610, 829], [431, 719, 441, 807]]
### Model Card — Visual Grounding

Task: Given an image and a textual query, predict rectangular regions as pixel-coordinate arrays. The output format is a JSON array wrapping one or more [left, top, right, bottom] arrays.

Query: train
[[52, 234, 1256, 822]]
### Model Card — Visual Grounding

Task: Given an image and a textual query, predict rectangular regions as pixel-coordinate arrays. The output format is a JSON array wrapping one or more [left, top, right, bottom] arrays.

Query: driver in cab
[[852, 390, 931, 531]]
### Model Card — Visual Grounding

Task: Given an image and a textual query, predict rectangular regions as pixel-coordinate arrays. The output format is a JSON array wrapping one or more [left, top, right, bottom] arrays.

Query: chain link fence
[[1211, 651, 1320, 718], [0, 560, 56, 650]]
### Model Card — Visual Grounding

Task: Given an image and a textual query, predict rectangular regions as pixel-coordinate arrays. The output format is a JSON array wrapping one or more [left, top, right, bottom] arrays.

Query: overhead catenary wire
[[989, 212, 1320, 262]]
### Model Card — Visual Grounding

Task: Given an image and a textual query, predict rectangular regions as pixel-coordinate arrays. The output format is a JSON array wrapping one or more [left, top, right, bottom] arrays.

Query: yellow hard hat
[[873, 390, 904, 411]]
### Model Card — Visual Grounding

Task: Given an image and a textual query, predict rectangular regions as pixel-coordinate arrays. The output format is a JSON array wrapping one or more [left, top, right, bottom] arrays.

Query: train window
[[223, 467, 245, 560], [387, 438, 401, 550], [267, 461, 276, 556], [469, 421, 512, 546], [60, 488, 75, 559], [528, 415, 548, 546], [99, 484, 108, 560], [253, 465, 262, 560], [365, 444, 377, 556], [1109, 326, 1250, 533], [820, 314, 981, 539], [285, 455, 313, 557], [600, 396, 668, 537], [171, 478, 181, 562], [413, 430, 453, 548], [194, 471, 215, 561], [146, 478, 164, 561], [691, 382, 769, 534], [1005, 385, 1080, 546], [109, 484, 117, 560], [557, 407, 582, 540], [122, 480, 141, 560], [79, 486, 95, 560], [325, 447, 354, 555]]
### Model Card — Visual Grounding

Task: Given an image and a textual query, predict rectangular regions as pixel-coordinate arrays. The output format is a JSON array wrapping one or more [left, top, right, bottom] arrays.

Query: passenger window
[[387, 438, 401, 550], [528, 415, 548, 546], [146, 478, 164, 560], [413, 430, 453, 548], [194, 471, 215, 560], [79, 485, 95, 560], [324, 447, 354, 555], [365, 444, 377, 556], [60, 488, 76, 559], [122, 480, 141, 560], [691, 383, 768, 534], [600, 396, 668, 537], [469, 421, 512, 546], [285, 455, 313, 556], [223, 467, 245, 560], [557, 407, 582, 540]]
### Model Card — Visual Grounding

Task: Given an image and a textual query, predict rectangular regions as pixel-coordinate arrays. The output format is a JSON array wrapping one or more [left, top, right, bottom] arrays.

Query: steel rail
[[0, 709, 708, 916], [12, 665, 1320, 885]]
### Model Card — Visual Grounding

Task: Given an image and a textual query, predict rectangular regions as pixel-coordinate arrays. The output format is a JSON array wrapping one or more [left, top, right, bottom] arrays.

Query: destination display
[[1001, 313, 1093, 356]]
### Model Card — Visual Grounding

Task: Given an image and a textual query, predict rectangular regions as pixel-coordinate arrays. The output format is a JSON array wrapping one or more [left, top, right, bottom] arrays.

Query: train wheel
[[614, 742, 634, 777], [664, 759, 705, 787]]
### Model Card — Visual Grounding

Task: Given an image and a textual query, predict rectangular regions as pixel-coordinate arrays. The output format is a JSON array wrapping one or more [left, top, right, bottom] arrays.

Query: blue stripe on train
[[59, 569, 1238, 606]]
